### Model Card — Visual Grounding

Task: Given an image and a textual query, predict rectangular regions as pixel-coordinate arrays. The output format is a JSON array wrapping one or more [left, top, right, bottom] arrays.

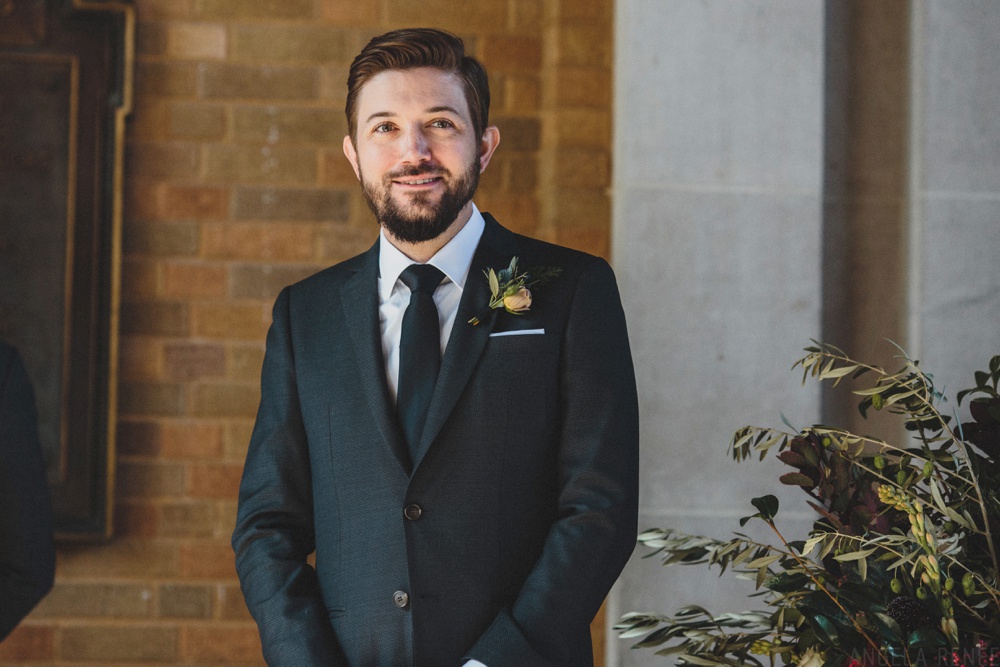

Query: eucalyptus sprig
[[620, 345, 1000, 667]]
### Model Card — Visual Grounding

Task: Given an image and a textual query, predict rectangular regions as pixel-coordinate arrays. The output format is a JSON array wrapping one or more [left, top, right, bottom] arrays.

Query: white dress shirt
[[378, 203, 486, 404], [376, 206, 489, 667]]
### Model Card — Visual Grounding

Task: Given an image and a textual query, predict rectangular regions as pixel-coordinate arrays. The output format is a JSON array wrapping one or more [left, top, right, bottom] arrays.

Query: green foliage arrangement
[[617, 344, 1000, 667]]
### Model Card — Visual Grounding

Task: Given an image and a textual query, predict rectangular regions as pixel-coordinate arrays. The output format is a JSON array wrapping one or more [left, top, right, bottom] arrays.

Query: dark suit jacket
[[232, 215, 639, 667], [0, 342, 55, 641]]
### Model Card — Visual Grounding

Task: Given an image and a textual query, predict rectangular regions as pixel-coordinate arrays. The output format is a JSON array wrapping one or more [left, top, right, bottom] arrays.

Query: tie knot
[[400, 264, 445, 295]]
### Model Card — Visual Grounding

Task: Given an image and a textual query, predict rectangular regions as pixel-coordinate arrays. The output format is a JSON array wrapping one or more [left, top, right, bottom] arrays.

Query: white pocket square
[[489, 328, 545, 338]]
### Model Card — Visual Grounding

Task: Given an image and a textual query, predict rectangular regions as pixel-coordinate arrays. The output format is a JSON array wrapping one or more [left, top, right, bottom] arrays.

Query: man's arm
[[232, 288, 346, 666], [467, 257, 640, 666], [0, 346, 55, 641]]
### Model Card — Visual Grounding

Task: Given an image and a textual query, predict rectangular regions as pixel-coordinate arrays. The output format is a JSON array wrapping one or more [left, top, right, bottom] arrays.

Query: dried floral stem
[[763, 519, 892, 667]]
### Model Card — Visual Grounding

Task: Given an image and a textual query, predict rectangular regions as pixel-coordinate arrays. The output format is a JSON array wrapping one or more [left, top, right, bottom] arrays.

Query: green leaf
[[751, 495, 779, 521], [907, 628, 947, 648], [833, 549, 875, 562], [487, 268, 499, 298], [811, 614, 839, 644], [779, 472, 816, 487]]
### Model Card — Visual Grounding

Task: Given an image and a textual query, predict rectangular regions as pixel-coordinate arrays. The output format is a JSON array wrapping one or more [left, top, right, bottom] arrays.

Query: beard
[[360, 158, 480, 244]]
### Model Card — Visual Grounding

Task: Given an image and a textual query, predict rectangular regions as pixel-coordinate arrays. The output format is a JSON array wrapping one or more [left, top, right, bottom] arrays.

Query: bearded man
[[232, 28, 639, 667]]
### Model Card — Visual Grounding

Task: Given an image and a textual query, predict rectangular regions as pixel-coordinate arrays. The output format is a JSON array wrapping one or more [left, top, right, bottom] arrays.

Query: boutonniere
[[468, 256, 562, 325]]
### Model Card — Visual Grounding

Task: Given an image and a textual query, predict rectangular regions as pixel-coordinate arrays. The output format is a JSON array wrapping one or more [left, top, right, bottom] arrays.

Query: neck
[[382, 202, 473, 263]]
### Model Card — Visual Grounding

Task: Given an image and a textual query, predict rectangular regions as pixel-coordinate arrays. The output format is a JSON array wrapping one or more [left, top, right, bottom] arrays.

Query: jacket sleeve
[[467, 257, 640, 666], [231, 288, 347, 666], [0, 345, 55, 641]]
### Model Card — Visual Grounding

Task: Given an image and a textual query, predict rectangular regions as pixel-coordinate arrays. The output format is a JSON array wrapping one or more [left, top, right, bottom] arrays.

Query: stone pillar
[[609, 2, 826, 665], [908, 1, 1000, 394]]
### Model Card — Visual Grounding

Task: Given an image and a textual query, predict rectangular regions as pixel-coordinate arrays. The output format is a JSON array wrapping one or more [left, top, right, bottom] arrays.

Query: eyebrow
[[363, 106, 465, 126]]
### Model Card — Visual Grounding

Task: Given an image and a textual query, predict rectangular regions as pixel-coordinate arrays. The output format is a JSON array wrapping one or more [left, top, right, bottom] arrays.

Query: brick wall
[[0, 0, 613, 664]]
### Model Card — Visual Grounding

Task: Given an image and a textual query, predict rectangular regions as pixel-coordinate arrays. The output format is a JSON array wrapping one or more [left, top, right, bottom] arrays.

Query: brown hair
[[345, 28, 490, 143]]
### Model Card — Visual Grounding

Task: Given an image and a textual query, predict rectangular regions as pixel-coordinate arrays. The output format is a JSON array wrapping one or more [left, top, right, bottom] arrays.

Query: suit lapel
[[340, 242, 412, 475], [412, 215, 519, 469]]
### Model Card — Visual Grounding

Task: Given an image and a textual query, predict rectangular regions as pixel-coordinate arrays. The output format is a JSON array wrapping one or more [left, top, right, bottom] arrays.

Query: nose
[[401, 127, 431, 164]]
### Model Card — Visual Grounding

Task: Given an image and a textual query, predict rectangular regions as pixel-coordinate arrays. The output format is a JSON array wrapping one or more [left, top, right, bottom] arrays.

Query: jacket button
[[393, 590, 409, 608], [403, 503, 422, 521]]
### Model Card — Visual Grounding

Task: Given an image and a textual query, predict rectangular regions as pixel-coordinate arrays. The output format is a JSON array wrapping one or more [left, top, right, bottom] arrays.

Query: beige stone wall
[[0, 0, 614, 664]]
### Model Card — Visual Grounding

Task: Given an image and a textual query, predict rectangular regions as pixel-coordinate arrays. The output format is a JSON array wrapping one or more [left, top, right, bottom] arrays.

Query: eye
[[429, 119, 456, 129], [373, 122, 395, 133]]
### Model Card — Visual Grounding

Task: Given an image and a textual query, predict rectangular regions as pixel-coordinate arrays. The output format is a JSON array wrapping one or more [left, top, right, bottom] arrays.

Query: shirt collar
[[378, 203, 485, 300]]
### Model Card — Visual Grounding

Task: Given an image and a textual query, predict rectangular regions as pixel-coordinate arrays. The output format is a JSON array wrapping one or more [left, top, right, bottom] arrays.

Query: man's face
[[343, 67, 498, 244]]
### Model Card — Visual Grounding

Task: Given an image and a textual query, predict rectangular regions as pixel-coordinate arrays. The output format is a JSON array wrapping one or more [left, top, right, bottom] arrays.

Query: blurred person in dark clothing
[[0, 341, 55, 641]]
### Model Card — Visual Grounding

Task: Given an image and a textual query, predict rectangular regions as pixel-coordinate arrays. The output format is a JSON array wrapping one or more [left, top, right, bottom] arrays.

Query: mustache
[[385, 163, 449, 180]]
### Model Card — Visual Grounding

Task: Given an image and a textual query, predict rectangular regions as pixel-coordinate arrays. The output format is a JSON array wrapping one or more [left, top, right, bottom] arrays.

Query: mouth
[[392, 176, 443, 188]]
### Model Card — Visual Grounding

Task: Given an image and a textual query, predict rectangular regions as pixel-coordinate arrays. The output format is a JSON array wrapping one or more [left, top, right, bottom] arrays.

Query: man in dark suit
[[232, 28, 639, 667], [0, 341, 55, 641]]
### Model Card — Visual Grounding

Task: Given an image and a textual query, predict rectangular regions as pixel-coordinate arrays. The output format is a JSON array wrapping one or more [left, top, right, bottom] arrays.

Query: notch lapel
[[340, 243, 412, 475], [411, 215, 519, 469]]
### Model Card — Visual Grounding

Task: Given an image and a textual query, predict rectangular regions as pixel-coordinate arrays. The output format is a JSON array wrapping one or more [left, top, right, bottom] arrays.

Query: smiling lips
[[393, 175, 443, 188]]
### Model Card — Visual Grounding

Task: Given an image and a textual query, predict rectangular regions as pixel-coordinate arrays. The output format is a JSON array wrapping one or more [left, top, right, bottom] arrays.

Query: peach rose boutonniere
[[468, 256, 561, 325]]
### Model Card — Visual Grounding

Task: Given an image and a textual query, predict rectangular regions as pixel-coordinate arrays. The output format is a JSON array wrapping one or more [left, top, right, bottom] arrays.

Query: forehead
[[356, 67, 471, 121]]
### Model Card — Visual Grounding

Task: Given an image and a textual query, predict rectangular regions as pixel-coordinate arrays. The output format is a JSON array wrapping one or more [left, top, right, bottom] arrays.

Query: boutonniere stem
[[468, 256, 561, 325]]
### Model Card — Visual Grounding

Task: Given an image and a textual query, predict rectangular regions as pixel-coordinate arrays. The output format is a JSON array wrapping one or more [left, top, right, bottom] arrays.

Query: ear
[[477, 125, 500, 173], [342, 135, 361, 180]]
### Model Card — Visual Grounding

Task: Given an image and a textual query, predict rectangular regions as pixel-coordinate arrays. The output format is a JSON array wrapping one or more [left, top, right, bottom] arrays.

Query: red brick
[[160, 420, 225, 459], [119, 337, 164, 381], [316, 223, 378, 263], [550, 108, 611, 147], [125, 180, 162, 221], [553, 148, 610, 188], [118, 381, 185, 417], [117, 419, 162, 457], [199, 63, 319, 100], [194, 0, 315, 20], [191, 384, 260, 419], [162, 184, 230, 219], [494, 116, 541, 152], [60, 625, 177, 662], [229, 25, 348, 63], [166, 21, 226, 60], [32, 582, 154, 618], [120, 302, 190, 337], [228, 264, 318, 301], [0, 624, 55, 661], [320, 149, 358, 186], [224, 421, 256, 461], [187, 463, 244, 500], [320, 0, 380, 24], [135, 0, 194, 19], [136, 21, 168, 56], [510, 0, 544, 33], [232, 105, 345, 144], [160, 583, 214, 618], [180, 542, 238, 578], [203, 144, 318, 184], [117, 460, 187, 499], [230, 344, 265, 382], [160, 501, 218, 537], [58, 540, 180, 578], [217, 584, 253, 620], [384, 0, 505, 33], [481, 35, 542, 70], [165, 341, 227, 380], [136, 61, 199, 97], [121, 259, 162, 301], [504, 75, 541, 113], [124, 220, 201, 256], [163, 262, 227, 299], [555, 66, 612, 108], [127, 142, 201, 180], [167, 103, 229, 141], [557, 24, 613, 67], [202, 222, 318, 262], [182, 624, 264, 663], [193, 303, 269, 340], [233, 186, 349, 221], [116, 500, 160, 537]]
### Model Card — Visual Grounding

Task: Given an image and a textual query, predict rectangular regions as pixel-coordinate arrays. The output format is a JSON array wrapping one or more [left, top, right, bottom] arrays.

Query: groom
[[232, 28, 639, 667]]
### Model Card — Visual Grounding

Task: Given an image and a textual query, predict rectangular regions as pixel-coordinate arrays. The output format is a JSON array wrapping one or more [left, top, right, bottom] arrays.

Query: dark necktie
[[396, 264, 445, 461]]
